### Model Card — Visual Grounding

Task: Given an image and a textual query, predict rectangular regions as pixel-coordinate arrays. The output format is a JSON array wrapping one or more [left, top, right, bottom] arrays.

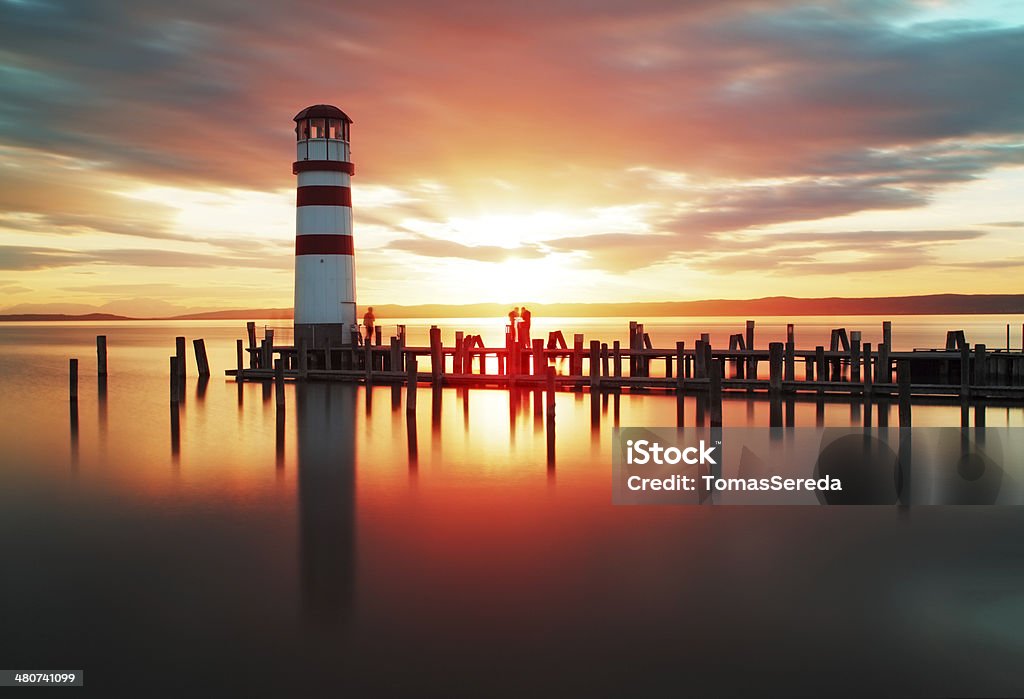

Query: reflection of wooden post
[[297, 337, 308, 379], [169, 356, 179, 403], [769, 342, 783, 393], [709, 359, 723, 428], [545, 365, 556, 418], [406, 355, 418, 412], [898, 359, 911, 427], [193, 338, 211, 378], [274, 359, 285, 409]]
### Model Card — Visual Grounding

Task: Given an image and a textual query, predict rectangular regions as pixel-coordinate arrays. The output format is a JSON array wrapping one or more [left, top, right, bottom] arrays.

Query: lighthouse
[[292, 104, 356, 348]]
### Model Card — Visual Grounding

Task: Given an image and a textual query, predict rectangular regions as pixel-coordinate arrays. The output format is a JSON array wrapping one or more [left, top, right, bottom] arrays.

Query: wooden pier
[[226, 320, 1024, 407]]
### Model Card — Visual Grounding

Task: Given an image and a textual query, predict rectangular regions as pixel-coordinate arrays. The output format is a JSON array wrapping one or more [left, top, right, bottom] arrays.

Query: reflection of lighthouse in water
[[296, 383, 356, 626]]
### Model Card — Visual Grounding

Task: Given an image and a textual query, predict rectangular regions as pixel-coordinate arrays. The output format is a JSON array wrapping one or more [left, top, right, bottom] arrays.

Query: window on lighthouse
[[310, 119, 326, 138], [327, 119, 340, 139], [298, 120, 310, 140]]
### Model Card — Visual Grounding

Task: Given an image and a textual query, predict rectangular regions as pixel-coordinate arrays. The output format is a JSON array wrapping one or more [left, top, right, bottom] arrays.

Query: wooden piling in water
[[769, 342, 783, 393], [850, 331, 861, 383], [406, 355, 418, 412], [246, 322, 257, 369], [455, 331, 465, 375], [589, 340, 601, 390], [235, 339, 244, 380], [193, 338, 211, 378], [601, 342, 610, 379], [815, 346, 825, 390], [573, 334, 584, 379], [175, 336, 186, 378], [863, 342, 873, 396], [545, 365, 555, 418], [390, 337, 401, 375], [745, 320, 755, 377], [675, 341, 685, 392], [881, 321, 892, 383], [69, 358, 78, 400], [898, 359, 911, 427], [96, 335, 107, 376], [429, 326, 442, 385], [375, 325, 382, 347], [974, 343, 987, 386], [694, 340, 706, 379], [613, 340, 622, 378], [533, 338, 545, 377]]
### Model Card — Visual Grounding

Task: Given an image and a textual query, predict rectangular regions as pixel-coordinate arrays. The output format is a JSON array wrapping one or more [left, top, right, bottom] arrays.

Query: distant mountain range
[[2, 294, 1023, 322]]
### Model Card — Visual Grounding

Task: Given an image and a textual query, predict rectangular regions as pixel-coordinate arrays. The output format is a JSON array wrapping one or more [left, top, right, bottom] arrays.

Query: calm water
[[2, 317, 1024, 697]]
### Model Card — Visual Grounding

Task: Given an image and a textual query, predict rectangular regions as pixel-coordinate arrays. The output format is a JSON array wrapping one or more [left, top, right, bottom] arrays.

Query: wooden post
[[193, 338, 211, 378], [601, 343, 610, 379], [784, 340, 795, 383], [898, 359, 911, 427], [862, 342, 873, 396], [589, 340, 601, 391], [274, 358, 285, 409], [298, 337, 308, 379], [96, 335, 107, 376], [850, 331, 861, 383], [974, 343, 987, 386], [69, 358, 79, 400], [709, 359, 723, 428], [881, 321, 892, 383], [375, 325, 382, 347], [961, 342, 971, 399], [546, 365, 556, 418], [628, 321, 637, 375], [325, 342, 334, 371], [613, 340, 622, 378], [745, 320, 755, 376], [694, 340, 706, 378], [429, 326, 442, 385], [769, 342, 783, 393], [235, 339, 244, 380], [364, 340, 373, 382], [246, 322, 257, 368], [675, 342, 685, 392], [390, 337, 401, 376], [455, 331, 465, 375], [533, 339, 545, 377], [815, 346, 825, 387], [406, 355, 418, 412], [573, 334, 584, 378], [175, 336, 186, 378]]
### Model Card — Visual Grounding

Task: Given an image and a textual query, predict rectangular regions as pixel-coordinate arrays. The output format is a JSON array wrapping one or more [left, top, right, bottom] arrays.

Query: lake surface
[[2, 317, 1024, 696]]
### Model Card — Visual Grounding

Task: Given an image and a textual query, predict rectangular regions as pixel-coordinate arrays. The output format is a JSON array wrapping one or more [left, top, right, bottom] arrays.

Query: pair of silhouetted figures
[[507, 306, 532, 347]]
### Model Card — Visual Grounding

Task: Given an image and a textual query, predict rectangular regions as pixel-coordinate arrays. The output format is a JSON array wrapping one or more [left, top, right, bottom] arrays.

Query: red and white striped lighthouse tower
[[292, 104, 356, 348]]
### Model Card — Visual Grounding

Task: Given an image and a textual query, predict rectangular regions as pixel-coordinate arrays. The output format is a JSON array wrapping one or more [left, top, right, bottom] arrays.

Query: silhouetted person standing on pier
[[363, 307, 376, 343], [520, 306, 532, 347], [508, 307, 519, 345]]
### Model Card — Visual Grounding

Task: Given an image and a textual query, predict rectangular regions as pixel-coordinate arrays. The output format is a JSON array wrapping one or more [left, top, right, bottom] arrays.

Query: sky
[[0, 0, 1022, 315]]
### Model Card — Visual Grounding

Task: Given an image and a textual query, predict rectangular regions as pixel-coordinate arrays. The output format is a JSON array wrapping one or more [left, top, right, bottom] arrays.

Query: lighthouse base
[[295, 323, 355, 350]]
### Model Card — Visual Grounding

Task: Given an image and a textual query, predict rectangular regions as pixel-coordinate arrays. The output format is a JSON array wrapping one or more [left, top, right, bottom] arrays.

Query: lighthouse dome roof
[[293, 104, 352, 123]]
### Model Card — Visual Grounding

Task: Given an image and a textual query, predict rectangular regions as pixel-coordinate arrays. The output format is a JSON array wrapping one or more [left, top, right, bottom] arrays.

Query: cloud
[[0, 244, 292, 271], [387, 235, 547, 262]]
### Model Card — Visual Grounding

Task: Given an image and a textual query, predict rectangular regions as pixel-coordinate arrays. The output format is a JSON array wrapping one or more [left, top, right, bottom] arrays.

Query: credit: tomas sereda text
[[612, 427, 1024, 506]]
